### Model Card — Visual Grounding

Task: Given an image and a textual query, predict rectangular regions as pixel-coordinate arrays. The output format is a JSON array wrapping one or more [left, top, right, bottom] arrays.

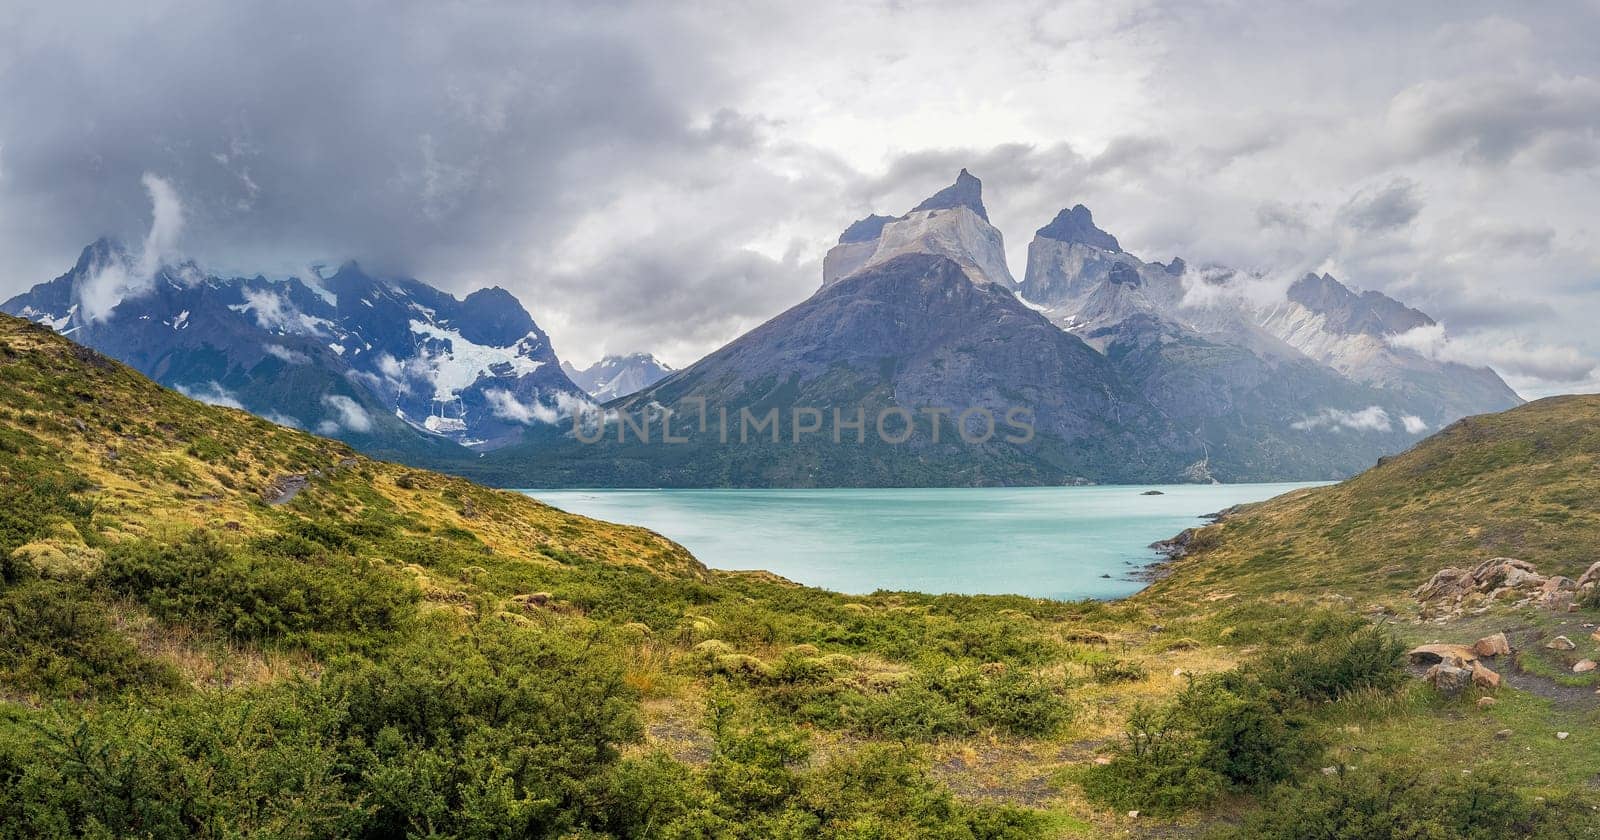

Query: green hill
[[1143, 395, 1600, 609], [2, 312, 1597, 839]]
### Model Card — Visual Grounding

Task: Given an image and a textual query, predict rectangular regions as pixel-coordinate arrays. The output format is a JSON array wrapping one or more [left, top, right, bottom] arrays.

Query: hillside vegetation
[[2, 312, 1598, 839], [1143, 395, 1600, 609]]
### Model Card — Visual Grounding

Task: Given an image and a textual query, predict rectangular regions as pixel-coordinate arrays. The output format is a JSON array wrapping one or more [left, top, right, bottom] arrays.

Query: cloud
[[262, 411, 302, 429], [176, 381, 245, 410], [262, 343, 309, 364], [1387, 74, 1600, 168], [485, 388, 591, 425], [1337, 179, 1422, 233], [236, 288, 330, 335], [317, 394, 373, 435], [1390, 324, 1595, 384], [1401, 414, 1429, 434], [1, 3, 1598, 383], [1292, 406, 1394, 433], [77, 173, 185, 322]]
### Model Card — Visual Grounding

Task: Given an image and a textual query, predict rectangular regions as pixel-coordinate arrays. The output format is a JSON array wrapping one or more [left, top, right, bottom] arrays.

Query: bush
[[1254, 626, 1407, 703], [97, 531, 417, 645], [1212, 763, 1600, 840], [1088, 656, 1147, 685], [0, 580, 177, 699], [855, 666, 1071, 741]]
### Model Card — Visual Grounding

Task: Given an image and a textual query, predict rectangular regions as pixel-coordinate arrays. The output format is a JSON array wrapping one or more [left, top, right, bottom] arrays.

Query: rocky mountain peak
[[909, 169, 988, 221], [458, 286, 538, 346], [73, 237, 129, 276], [1036, 205, 1121, 253], [1287, 272, 1434, 337]]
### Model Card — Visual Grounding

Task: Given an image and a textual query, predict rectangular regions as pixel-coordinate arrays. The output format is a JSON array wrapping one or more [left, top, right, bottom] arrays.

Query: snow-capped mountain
[[822, 169, 1016, 289], [1018, 202, 1523, 476], [2, 240, 589, 455], [562, 353, 674, 403]]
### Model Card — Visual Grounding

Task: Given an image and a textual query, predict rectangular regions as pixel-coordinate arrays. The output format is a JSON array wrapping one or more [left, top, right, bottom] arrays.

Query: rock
[[1473, 632, 1512, 658], [1545, 635, 1577, 651], [1127, 811, 1139, 819], [1477, 696, 1497, 709], [1470, 557, 1537, 582], [1577, 560, 1600, 589], [1321, 766, 1338, 776], [1557, 732, 1570, 740], [1574, 660, 1596, 674], [1425, 662, 1474, 697], [1591, 630, 1600, 643], [511, 592, 553, 609], [1495, 729, 1513, 739], [1140, 490, 1164, 496], [1094, 756, 1113, 765], [1407, 643, 1479, 665], [1471, 661, 1502, 689], [1413, 568, 1474, 602]]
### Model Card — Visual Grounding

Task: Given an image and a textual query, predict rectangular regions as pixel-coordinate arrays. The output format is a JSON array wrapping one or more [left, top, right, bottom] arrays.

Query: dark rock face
[[838, 214, 897, 244], [2, 241, 586, 457], [1107, 263, 1143, 287], [1036, 205, 1122, 252], [1287, 272, 1434, 337], [909, 168, 989, 221], [483, 254, 1201, 487]]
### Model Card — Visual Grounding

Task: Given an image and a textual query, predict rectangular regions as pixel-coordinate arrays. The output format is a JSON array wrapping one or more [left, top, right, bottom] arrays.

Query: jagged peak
[[909, 169, 988, 221], [1163, 257, 1186, 276], [1288, 272, 1435, 337], [1036, 205, 1121, 253], [72, 237, 130, 275]]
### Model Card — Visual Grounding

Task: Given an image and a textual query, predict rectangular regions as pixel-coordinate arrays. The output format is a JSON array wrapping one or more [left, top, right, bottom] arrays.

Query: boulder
[[1545, 635, 1577, 651], [1471, 661, 1502, 689], [1425, 663, 1474, 697], [1574, 660, 1596, 674], [1407, 643, 1479, 666], [1477, 696, 1498, 710], [1413, 568, 1474, 602], [1537, 576, 1579, 609], [1473, 633, 1512, 658], [1577, 560, 1600, 589]]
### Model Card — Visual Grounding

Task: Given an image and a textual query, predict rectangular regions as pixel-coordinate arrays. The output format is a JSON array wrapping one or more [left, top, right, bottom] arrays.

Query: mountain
[[821, 169, 1016, 289], [1257, 272, 1522, 422], [1018, 203, 1524, 479], [562, 353, 674, 402], [1, 239, 589, 457], [479, 252, 1201, 487]]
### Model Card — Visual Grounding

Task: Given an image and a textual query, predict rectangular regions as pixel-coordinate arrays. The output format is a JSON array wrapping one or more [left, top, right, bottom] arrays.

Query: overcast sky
[[2, 1, 1598, 396]]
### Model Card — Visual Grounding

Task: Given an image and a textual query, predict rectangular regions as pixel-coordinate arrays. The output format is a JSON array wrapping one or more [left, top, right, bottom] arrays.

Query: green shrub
[[1212, 763, 1600, 840], [0, 580, 178, 699], [1088, 656, 1147, 685], [1254, 626, 1407, 703], [97, 531, 417, 645], [855, 666, 1071, 741]]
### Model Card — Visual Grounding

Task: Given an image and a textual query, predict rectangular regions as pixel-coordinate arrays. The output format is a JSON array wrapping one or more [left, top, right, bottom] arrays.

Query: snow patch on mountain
[[407, 321, 547, 402]]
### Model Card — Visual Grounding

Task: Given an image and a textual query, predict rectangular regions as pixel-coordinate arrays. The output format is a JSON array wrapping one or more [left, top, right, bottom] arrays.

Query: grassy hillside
[[1142, 395, 1600, 610], [2, 312, 1597, 839]]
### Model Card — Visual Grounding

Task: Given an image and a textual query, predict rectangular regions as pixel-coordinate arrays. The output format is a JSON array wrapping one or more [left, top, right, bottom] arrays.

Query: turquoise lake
[[521, 483, 1324, 600]]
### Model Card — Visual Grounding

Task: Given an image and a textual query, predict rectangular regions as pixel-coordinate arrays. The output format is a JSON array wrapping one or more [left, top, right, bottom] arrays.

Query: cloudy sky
[[2, 0, 1598, 396]]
